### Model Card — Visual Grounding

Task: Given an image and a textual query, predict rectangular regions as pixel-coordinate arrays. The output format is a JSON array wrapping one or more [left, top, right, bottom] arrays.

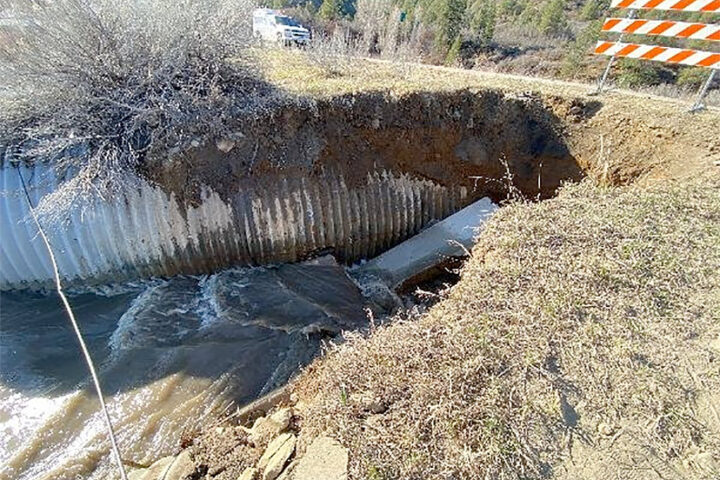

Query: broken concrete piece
[[163, 450, 195, 480], [354, 197, 498, 289], [238, 467, 258, 480], [250, 408, 292, 447], [258, 433, 296, 480], [293, 436, 348, 480]]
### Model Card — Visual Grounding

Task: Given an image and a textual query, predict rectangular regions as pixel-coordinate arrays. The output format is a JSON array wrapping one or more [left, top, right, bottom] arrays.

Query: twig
[[16, 166, 128, 480]]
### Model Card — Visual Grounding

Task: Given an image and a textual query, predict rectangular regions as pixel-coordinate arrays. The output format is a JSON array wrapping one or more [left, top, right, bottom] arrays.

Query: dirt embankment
[[143, 89, 584, 207], [143, 82, 719, 208]]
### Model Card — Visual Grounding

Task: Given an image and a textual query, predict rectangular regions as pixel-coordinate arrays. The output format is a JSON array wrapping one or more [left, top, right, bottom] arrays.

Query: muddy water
[[0, 259, 371, 480]]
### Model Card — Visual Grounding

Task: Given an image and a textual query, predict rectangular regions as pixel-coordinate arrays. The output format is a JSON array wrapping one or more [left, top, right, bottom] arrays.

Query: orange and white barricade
[[593, 0, 719, 110]]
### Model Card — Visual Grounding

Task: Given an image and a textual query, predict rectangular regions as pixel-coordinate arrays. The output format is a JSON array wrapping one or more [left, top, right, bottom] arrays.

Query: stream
[[0, 257, 374, 480]]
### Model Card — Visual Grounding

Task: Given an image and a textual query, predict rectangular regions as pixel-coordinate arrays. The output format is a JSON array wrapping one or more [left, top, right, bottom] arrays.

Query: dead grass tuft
[[293, 176, 720, 479]]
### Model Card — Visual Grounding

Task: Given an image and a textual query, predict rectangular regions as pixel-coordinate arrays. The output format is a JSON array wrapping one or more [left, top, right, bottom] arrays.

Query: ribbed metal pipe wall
[[0, 162, 467, 290]]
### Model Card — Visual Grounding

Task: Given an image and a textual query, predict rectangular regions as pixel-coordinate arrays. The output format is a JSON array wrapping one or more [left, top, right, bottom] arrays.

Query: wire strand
[[16, 166, 128, 480]]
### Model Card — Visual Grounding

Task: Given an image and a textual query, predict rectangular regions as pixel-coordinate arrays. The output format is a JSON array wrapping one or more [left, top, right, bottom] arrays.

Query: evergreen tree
[[472, 0, 496, 45], [434, 0, 467, 48], [319, 0, 343, 20], [539, 0, 567, 36], [561, 19, 601, 77], [580, 0, 608, 21], [445, 34, 462, 64]]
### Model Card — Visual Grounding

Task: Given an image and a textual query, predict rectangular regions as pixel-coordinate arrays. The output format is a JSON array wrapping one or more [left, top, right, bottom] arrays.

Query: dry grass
[[293, 176, 720, 479]]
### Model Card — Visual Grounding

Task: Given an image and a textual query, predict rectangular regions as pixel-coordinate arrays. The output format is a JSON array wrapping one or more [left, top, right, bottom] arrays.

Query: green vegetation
[[677, 67, 713, 87], [471, 0, 497, 45], [616, 58, 662, 88], [539, 0, 567, 36], [445, 35, 463, 65]]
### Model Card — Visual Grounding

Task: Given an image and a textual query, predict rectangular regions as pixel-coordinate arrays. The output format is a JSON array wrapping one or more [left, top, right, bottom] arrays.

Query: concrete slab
[[354, 197, 497, 289]]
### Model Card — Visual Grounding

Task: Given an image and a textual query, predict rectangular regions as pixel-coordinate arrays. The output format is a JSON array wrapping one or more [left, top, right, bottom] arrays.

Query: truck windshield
[[275, 16, 299, 26]]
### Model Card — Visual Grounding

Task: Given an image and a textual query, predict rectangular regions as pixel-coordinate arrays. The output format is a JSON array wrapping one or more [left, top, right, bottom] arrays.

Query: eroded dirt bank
[[6, 80, 717, 290], [142, 83, 720, 268], [145, 90, 586, 206]]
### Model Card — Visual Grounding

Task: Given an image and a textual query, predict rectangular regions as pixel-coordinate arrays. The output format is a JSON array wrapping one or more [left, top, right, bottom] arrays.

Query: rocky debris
[[238, 466, 258, 480], [216, 138, 236, 153], [293, 437, 348, 480], [127, 450, 202, 480], [235, 386, 292, 427], [163, 450, 197, 480], [245, 407, 294, 447], [257, 433, 297, 480], [128, 456, 174, 480], [275, 460, 296, 480]]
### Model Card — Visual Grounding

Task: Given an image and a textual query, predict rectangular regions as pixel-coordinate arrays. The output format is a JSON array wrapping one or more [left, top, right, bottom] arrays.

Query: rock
[[163, 450, 196, 480], [269, 408, 293, 430], [128, 456, 174, 480], [597, 422, 617, 436], [238, 467, 258, 480], [293, 436, 348, 480], [250, 408, 293, 447], [258, 433, 296, 480], [235, 386, 292, 427], [275, 460, 296, 480], [216, 138, 236, 153]]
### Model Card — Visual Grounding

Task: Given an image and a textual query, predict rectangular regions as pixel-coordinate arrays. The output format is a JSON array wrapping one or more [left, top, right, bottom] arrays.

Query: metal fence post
[[592, 9, 636, 95], [690, 69, 717, 113]]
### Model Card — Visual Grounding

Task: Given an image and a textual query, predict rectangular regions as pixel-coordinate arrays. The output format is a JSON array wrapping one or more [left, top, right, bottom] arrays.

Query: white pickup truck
[[252, 8, 311, 46]]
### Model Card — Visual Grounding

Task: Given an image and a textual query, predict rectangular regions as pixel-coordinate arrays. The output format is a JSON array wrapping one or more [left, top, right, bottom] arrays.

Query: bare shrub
[[0, 0, 278, 220]]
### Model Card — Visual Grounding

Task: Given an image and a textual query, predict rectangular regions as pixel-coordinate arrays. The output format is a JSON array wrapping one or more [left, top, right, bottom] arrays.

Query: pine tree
[[434, 0, 467, 48], [539, 0, 567, 36], [319, 0, 343, 20], [472, 0, 496, 45], [580, 0, 608, 21], [445, 34, 462, 64]]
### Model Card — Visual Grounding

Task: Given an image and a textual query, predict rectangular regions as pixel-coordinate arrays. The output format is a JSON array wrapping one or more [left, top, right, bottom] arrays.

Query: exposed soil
[[141, 90, 586, 208], [142, 79, 719, 214]]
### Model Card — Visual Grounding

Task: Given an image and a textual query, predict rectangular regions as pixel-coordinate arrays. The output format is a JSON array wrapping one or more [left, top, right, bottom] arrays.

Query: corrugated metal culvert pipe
[[0, 160, 467, 291]]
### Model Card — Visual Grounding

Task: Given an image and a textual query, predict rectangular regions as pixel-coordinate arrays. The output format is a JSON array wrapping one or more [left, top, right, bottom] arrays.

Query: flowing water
[[0, 258, 372, 480]]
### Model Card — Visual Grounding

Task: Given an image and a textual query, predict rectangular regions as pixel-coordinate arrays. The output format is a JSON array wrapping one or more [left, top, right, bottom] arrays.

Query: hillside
[[273, 0, 719, 99]]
